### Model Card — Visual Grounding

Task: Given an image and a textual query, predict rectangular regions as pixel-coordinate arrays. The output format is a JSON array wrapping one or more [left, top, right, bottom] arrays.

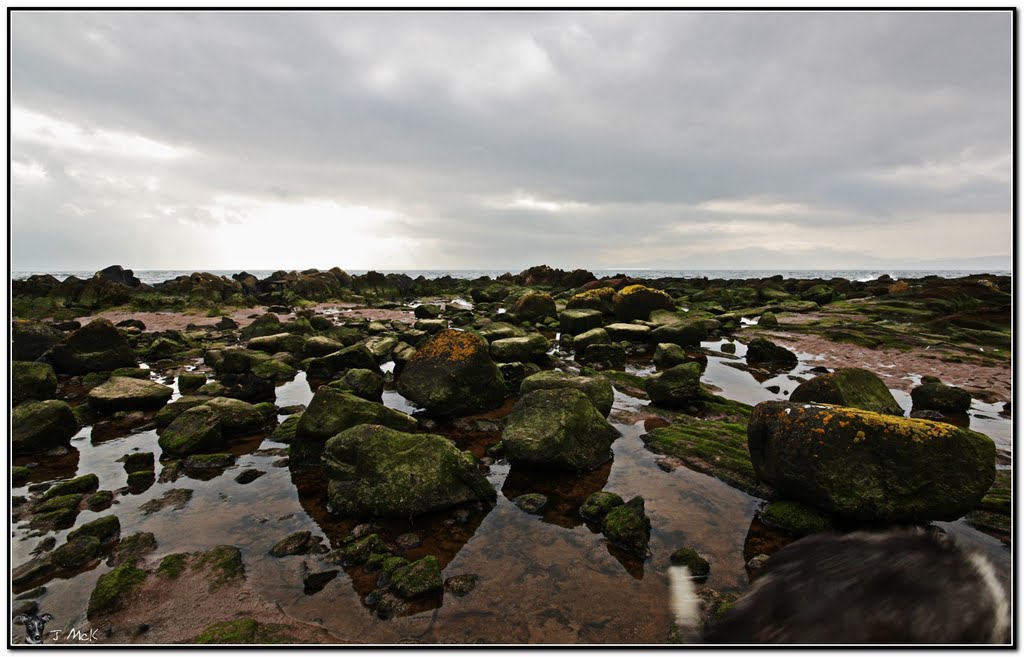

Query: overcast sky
[[10, 10, 1012, 272]]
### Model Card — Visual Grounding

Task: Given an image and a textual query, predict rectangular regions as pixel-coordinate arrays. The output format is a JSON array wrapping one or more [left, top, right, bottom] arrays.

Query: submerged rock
[[789, 368, 904, 416], [747, 401, 995, 521], [502, 388, 619, 471], [390, 555, 443, 599], [396, 329, 506, 418], [602, 496, 651, 559], [322, 424, 496, 517], [579, 491, 624, 523]]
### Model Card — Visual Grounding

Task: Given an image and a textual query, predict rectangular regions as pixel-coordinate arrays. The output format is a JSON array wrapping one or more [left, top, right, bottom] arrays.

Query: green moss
[[12, 465, 32, 486], [126, 470, 156, 487], [42, 474, 99, 500], [184, 453, 235, 470], [759, 500, 835, 537], [602, 497, 651, 559], [157, 553, 189, 579], [67, 514, 121, 544], [34, 493, 83, 513], [669, 547, 710, 578], [193, 545, 245, 591], [30, 508, 79, 529], [579, 491, 624, 522], [977, 469, 1011, 512], [270, 415, 301, 443], [338, 534, 388, 565], [87, 563, 148, 618], [110, 532, 158, 566], [85, 490, 115, 511], [587, 367, 648, 397], [52, 535, 102, 569], [381, 556, 409, 578], [389, 555, 443, 599], [193, 618, 294, 644]]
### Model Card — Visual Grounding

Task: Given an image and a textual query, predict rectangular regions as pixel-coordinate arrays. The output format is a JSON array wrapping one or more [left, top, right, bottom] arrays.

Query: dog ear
[[40, 614, 54, 622], [13, 614, 28, 625]]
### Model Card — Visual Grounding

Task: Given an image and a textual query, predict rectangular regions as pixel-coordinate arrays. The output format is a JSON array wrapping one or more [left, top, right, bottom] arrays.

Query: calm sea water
[[11, 268, 1012, 287]]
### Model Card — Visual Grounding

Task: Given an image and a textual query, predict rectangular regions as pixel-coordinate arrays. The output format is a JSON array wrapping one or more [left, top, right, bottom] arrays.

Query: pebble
[[395, 533, 421, 550]]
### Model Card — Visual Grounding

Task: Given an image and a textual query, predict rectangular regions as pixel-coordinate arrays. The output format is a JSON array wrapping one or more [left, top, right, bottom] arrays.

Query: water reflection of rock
[[287, 460, 492, 616], [500, 460, 612, 530], [13, 448, 81, 488]]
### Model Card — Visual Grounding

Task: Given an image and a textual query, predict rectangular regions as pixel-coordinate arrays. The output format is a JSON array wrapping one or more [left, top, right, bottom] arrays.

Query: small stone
[[747, 554, 771, 571], [395, 533, 421, 550], [444, 574, 479, 597], [512, 493, 548, 514], [269, 531, 321, 558], [234, 469, 265, 485]]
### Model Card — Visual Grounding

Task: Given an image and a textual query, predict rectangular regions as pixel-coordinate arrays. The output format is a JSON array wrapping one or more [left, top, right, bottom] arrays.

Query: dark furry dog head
[[13, 613, 54, 644], [701, 530, 1009, 644]]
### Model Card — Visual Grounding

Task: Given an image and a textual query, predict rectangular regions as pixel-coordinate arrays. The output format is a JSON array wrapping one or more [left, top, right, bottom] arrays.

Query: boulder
[[520, 371, 614, 417], [396, 330, 506, 418], [911, 379, 972, 413], [747, 401, 996, 521], [155, 396, 213, 427], [502, 388, 619, 471], [489, 334, 550, 363], [12, 361, 58, 406], [602, 496, 651, 559], [513, 291, 556, 323], [566, 287, 616, 315], [649, 320, 708, 348], [239, 313, 282, 340], [328, 369, 385, 402], [612, 285, 674, 322], [758, 311, 779, 327], [13, 400, 79, 455], [414, 303, 442, 319], [745, 337, 798, 369], [604, 323, 652, 343], [306, 344, 380, 379], [572, 327, 610, 354], [247, 333, 307, 354], [559, 309, 604, 335], [303, 336, 345, 358], [12, 320, 65, 361], [201, 397, 267, 435], [579, 343, 626, 369], [476, 322, 526, 343], [158, 406, 223, 457], [645, 362, 702, 409], [579, 491, 624, 522], [390, 555, 443, 599], [87, 377, 173, 413], [47, 319, 136, 375], [789, 368, 904, 416], [653, 343, 688, 369], [322, 424, 495, 517], [296, 387, 416, 444]]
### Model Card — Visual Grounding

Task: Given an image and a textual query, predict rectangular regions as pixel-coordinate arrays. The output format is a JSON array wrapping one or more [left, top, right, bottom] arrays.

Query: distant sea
[[11, 268, 1011, 287]]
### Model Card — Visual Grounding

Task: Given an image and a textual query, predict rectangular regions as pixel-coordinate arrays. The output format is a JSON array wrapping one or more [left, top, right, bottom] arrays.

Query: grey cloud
[[10, 10, 1012, 271]]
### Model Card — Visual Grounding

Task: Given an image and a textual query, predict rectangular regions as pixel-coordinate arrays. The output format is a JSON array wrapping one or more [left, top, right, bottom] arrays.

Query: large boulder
[[566, 287, 616, 315], [296, 387, 416, 444], [12, 361, 58, 406], [604, 323, 652, 343], [649, 320, 708, 348], [502, 388, 619, 471], [513, 291, 556, 323], [322, 424, 496, 517], [911, 378, 972, 413], [789, 368, 903, 416], [520, 371, 614, 417], [558, 309, 604, 335], [239, 313, 282, 341], [745, 337, 798, 369], [201, 397, 268, 435], [572, 327, 610, 354], [396, 330, 506, 418], [306, 344, 380, 379], [303, 336, 345, 358], [247, 333, 307, 354], [47, 319, 136, 375], [13, 400, 79, 455], [328, 369, 385, 402], [489, 334, 550, 363], [87, 377, 173, 413], [612, 285, 673, 322], [645, 362, 702, 409], [747, 401, 995, 522], [12, 320, 65, 361], [158, 406, 223, 457]]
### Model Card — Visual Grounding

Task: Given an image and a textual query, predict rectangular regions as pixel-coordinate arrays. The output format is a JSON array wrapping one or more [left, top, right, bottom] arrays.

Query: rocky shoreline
[[10, 264, 1011, 644]]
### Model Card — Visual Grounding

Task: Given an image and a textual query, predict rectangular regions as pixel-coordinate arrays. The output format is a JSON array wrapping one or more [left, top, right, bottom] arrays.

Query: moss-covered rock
[[108, 531, 157, 566], [646, 362, 702, 410], [328, 368, 385, 402], [184, 453, 235, 470], [747, 401, 995, 521], [758, 311, 779, 327], [48, 319, 137, 375], [567, 287, 616, 314], [572, 327, 610, 354], [669, 546, 710, 579], [67, 514, 121, 544], [201, 396, 266, 435], [758, 500, 835, 537], [520, 370, 614, 417], [745, 337, 798, 369], [12, 320, 65, 361], [194, 618, 295, 644], [513, 291, 557, 323], [602, 496, 651, 559], [12, 361, 58, 406], [157, 553, 189, 579], [323, 424, 496, 517], [303, 335, 345, 358], [789, 368, 904, 416], [306, 344, 380, 379], [120, 451, 155, 471], [251, 355, 298, 381], [270, 415, 301, 443], [653, 343, 688, 369], [34, 493, 83, 513], [613, 285, 674, 322], [193, 545, 245, 591], [502, 388, 619, 471], [13, 400, 79, 455], [155, 395, 213, 428], [476, 321, 526, 343], [85, 490, 115, 511], [396, 329, 506, 418], [496, 361, 542, 396], [87, 563, 148, 618], [489, 334, 551, 363], [247, 332, 307, 354], [158, 406, 223, 457], [176, 372, 207, 394], [910, 380, 973, 413], [52, 535, 102, 569], [43, 474, 99, 500], [239, 313, 282, 340], [579, 490, 624, 522], [559, 309, 604, 335], [268, 530, 320, 557], [604, 323, 652, 343], [87, 376, 173, 413], [390, 555, 443, 599], [579, 343, 626, 368], [12, 465, 32, 487], [650, 320, 708, 348], [297, 387, 416, 447]]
